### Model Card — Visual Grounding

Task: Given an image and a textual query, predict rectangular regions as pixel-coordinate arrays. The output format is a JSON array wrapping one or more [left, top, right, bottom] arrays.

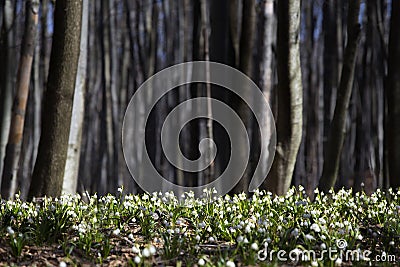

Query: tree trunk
[[322, 0, 339, 142], [62, 0, 88, 194], [258, 0, 276, 190], [265, 0, 303, 195], [387, 0, 400, 189], [0, 0, 15, 181], [319, 0, 361, 193], [28, 0, 82, 198], [1, 0, 39, 199], [230, 0, 256, 194]]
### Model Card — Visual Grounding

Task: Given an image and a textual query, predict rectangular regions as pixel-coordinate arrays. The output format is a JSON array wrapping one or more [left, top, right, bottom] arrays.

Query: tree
[[387, 0, 400, 189], [0, 0, 16, 181], [62, 0, 88, 194], [265, 0, 303, 195], [318, 0, 361, 192], [230, 0, 257, 193], [1, 0, 39, 199], [28, 0, 82, 198]]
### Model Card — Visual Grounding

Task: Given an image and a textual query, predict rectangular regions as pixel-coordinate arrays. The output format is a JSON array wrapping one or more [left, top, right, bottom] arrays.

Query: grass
[[0, 187, 399, 266]]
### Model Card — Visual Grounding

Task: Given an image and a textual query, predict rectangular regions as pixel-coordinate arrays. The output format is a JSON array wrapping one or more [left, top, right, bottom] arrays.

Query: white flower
[[132, 246, 140, 254], [311, 261, 318, 267], [335, 257, 342, 266], [195, 235, 201, 241], [357, 234, 363, 240], [251, 243, 259, 250], [236, 236, 244, 243], [208, 236, 215, 243], [310, 223, 321, 233], [142, 247, 150, 257], [134, 256, 141, 264], [59, 262, 67, 267], [112, 229, 120, 236], [198, 258, 206, 266], [6, 226, 14, 236], [226, 260, 235, 267], [305, 234, 314, 240], [291, 228, 299, 237], [149, 245, 156, 255], [128, 233, 134, 239], [320, 243, 326, 250], [152, 213, 159, 220]]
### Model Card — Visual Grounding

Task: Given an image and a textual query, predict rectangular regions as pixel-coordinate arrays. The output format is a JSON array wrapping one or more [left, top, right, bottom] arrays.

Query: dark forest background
[[0, 0, 399, 199]]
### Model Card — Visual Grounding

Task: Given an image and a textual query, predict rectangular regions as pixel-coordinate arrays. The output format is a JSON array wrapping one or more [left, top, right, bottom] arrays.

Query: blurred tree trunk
[[28, 0, 82, 198], [266, 0, 302, 195], [259, 0, 275, 112], [319, 0, 361, 193], [323, 0, 339, 142], [100, 0, 117, 192], [1, 0, 39, 199], [230, 0, 256, 194], [258, 0, 276, 190], [62, 0, 88, 194], [200, 0, 214, 185], [387, 0, 400, 189], [0, 0, 16, 184]]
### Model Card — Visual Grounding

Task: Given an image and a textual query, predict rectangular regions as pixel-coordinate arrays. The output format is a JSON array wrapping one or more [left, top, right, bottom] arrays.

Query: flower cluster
[[0, 187, 399, 266]]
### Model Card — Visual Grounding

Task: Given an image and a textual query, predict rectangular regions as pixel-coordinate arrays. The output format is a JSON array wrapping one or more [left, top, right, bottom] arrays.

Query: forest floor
[[0, 187, 399, 266]]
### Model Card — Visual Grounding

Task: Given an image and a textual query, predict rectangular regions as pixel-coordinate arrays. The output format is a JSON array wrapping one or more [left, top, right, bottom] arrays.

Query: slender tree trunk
[[200, 0, 215, 184], [0, 0, 16, 185], [319, 0, 361, 193], [63, 0, 88, 194], [28, 0, 82, 198], [230, 0, 256, 194], [323, 0, 339, 141], [265, 0, 303, 195], [100, 0, 115, 193], [258, 0, 276, 190], [1, 0, 39, 199], [387, 0, 400, 189]]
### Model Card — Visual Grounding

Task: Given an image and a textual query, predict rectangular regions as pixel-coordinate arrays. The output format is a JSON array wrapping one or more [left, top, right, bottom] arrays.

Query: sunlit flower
[[6, 226, 14, 236], [305, 234, 314, 240], [310, 223, 321, 233], [142, 247, 150, 257], [198, 258, 206, 266], [134, 255, 141, 263], [112, 229, 120, 236]]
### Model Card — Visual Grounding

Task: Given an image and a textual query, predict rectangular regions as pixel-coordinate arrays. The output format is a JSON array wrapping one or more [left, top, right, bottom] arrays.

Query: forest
[[0, 0, 399, 266]]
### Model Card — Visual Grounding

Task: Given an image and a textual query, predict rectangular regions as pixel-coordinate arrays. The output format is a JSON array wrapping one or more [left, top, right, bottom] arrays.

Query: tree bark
[[322, 0, 339, 142], [1, 0, 39, 199], [319, 0, 361, 193], [387, 0, 400, 189], [28, 0, 82, 198], [230, 0, 256, 194], [62, 0, 88, 194], [258, 0, 276, 190], [0, 0, 15, 181], [265, 0, 303, 195]]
